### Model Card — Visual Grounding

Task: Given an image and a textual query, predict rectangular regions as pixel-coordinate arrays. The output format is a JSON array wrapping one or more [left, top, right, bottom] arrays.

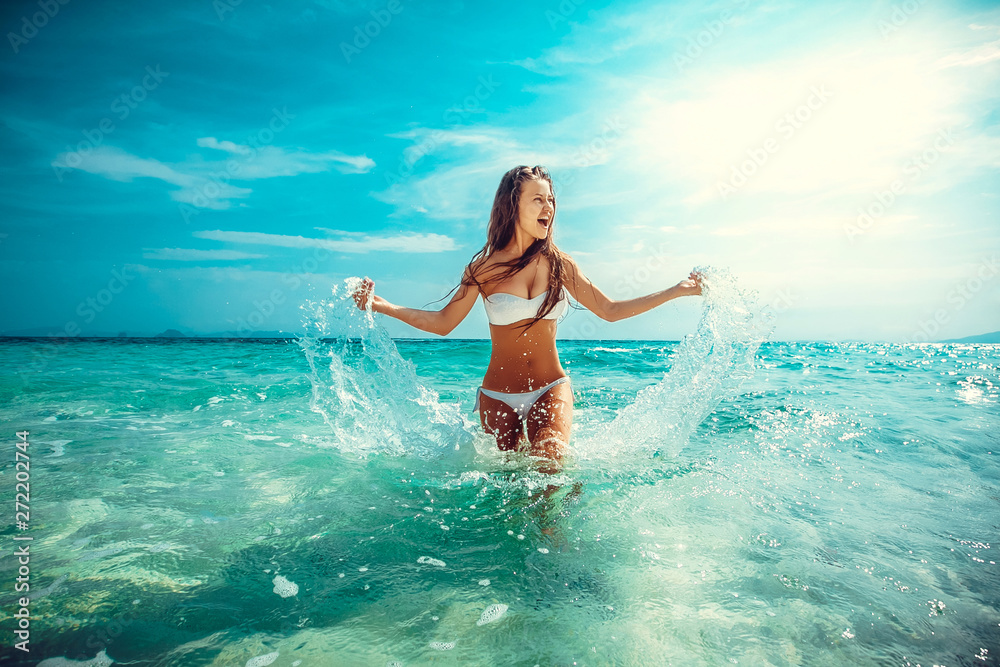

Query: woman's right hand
[[352, 277, 388, 313], [670, 270, 704, 298]]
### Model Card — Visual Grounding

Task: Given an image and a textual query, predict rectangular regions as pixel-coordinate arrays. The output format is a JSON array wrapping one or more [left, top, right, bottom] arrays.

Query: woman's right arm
[[352, 267, 480, 336]]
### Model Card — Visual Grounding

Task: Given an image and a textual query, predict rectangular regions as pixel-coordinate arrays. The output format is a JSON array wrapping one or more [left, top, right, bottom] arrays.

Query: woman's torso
[[475, 253, 568, 393]]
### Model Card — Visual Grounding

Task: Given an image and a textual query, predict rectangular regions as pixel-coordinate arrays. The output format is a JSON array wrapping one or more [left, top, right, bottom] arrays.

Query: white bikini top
[[482, 286, 570, 326]]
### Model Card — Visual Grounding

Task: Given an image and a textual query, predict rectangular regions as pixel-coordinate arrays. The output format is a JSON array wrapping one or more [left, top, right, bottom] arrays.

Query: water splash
[[297, 277, 475, 460], [575, 265, 772, 461]]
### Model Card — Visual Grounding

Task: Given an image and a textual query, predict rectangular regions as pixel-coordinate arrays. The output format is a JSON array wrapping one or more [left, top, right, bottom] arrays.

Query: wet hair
[[435, 165, 572, 336]]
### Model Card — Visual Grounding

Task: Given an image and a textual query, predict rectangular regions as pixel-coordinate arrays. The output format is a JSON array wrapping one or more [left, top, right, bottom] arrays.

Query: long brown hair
[[434, 165, 573, 336]]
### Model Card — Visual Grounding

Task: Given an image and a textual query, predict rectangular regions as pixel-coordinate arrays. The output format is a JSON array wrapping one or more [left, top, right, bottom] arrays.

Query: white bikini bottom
[[472, 376, 571, 420]]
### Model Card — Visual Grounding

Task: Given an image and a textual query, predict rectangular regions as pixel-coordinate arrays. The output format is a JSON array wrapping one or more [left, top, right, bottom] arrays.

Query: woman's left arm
[[563, 254, 703, 322]]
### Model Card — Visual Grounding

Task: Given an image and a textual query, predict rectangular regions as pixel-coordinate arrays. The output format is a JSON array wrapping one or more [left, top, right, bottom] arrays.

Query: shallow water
[[1, 271, 998, 666]]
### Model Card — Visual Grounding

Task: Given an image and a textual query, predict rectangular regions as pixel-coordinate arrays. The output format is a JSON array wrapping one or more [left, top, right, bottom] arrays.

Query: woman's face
[[516, 178, 555, 242]]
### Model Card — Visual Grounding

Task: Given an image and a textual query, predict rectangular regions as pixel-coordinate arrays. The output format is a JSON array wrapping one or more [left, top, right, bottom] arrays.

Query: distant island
[[154, 329, 186, 338], [940, 330, 1000, 344]]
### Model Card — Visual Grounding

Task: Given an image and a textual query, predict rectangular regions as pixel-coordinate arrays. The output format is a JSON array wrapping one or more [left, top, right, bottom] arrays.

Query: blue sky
[[1, 0, 998, 341]]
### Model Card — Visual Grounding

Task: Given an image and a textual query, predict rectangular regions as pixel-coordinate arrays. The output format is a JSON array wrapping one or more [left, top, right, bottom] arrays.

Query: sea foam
[[272, 575, 298, 597], [476, 603, 509, 625]]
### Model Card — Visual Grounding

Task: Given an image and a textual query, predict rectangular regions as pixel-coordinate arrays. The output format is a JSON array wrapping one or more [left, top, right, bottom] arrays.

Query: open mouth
[[538, 218, 550, 228]]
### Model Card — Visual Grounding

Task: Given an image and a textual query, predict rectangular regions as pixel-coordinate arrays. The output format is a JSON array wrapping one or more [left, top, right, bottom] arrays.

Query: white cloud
[[168, 181, 254, 210], [377, 126, 525, 190], [933, 39, 1000, 68], [511, 2, 680, 75], [192, 229, 459, 253], [142, 248, 266, 261], [52, 140, 374, 210], [371, 108, 646, 224], [196, 137, 252, 155], [231, 145, 375, 177], [370, 151, 533, 224], [53, 145, 195, 186], [385, 127, 501, 148]]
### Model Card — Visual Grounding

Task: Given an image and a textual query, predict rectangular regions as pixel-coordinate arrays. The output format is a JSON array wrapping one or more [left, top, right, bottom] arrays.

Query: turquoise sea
[[1, 272, 998, 666]]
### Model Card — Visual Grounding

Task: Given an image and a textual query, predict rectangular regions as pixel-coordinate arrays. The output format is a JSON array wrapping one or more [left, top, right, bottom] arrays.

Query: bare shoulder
[[557, 250, 580, 280], [466, 254, 489, 282], [469, 253, 491, 272], [463, 253, 499, 294], [470, 252, 511, 283]]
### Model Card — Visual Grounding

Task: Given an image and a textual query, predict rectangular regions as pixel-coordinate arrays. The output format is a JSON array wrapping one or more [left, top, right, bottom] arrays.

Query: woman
[[352, 165, 703, 468]]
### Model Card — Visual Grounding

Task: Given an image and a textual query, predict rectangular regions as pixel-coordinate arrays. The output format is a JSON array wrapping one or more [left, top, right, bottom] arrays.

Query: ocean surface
[[1, 271, 998, 666]]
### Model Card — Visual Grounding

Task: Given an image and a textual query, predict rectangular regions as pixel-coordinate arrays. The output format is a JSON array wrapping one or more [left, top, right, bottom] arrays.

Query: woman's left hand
[[674, 270, 703, 297]]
